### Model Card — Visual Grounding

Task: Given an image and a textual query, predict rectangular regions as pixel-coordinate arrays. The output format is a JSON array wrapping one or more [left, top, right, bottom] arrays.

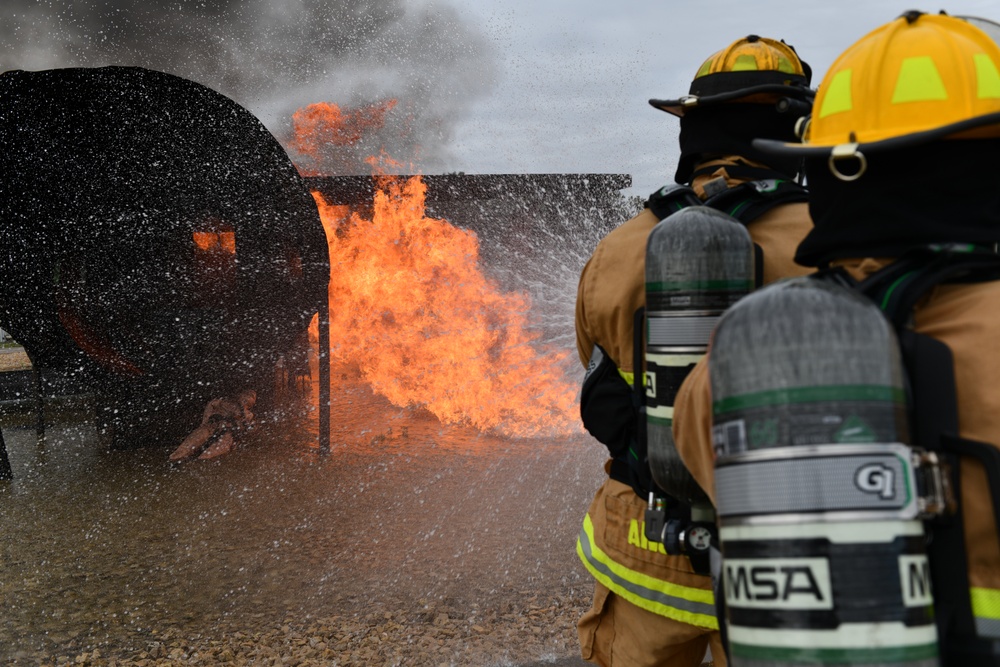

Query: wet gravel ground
[[0, 346, 29, 372], [0, 364, 604, 667]]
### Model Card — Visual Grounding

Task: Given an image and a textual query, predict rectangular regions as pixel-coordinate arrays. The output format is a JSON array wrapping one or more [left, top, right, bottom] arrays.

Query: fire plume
[[290, 100, 399, 174], [312, 176, 581, 438]]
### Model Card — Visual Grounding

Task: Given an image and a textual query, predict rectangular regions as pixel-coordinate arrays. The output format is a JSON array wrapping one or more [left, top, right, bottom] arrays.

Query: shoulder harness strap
[[645, 183, 701, 222], [703, 179, 808, 225], [823, 247, 1000, 661], [645, 179, 808, 226]]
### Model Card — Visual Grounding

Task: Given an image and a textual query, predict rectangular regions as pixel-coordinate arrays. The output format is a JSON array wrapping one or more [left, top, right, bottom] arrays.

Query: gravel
[[0, 347, 30, 372], [20, 596, 588, 666]]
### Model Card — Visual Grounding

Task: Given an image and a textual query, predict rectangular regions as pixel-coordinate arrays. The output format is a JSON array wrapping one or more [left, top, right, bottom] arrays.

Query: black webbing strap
[[626, 306, 668, 499], [607, 308, 650, 491], [846, 251, 1000, 660], [703, 179, 809, 226], [645, 178, 808, 228], [753, 243, 764, 289], [896, 327, 975, 661], [856, 250, 1000, 328], [645, 184, 702, 222], [632, 306, 647, 465], [937, 434, 1000, 665]]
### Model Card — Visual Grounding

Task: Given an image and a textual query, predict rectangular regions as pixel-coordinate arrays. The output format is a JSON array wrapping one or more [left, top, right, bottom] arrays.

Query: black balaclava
[[795, 138, 1000, 267], [675, 102, 805, 183]]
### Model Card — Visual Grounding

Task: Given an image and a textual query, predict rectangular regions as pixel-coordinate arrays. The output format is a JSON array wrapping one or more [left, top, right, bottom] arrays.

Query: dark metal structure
[[0, 66, 331, 453]]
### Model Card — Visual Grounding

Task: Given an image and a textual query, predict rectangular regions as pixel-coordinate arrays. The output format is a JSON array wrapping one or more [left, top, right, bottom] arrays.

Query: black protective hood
[[675, 102, 805, 183], [795, 138, 1000, 267]]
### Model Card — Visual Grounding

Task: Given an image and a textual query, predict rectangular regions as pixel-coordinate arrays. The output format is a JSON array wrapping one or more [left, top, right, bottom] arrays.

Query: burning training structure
[[0, 66, 331, 449], [0, 65, 634, 470]]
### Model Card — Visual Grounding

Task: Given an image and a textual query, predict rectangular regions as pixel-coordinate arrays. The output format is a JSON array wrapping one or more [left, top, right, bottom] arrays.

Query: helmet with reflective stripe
[[755, 12, 1000, 164], [650, 35, 813, 117]]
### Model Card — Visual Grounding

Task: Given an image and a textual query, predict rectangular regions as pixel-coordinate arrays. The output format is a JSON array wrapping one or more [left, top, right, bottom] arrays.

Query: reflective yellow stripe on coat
[[972, 587, 1000, 638], [576, 513, 718, 629]]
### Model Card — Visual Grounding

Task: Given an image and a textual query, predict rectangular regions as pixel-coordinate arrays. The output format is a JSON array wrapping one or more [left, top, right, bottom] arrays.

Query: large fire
[[296, 104, 580, 438]]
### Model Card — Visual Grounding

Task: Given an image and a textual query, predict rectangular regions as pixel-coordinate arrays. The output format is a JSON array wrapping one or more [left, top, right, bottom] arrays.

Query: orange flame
[[192, 231, 236, 253], [311, 176, 580, 438], [290, 100, 398, 174]]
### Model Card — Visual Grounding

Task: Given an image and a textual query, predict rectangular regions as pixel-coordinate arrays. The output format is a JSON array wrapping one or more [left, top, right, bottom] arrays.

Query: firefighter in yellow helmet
[[574, 35, 814, 666], [673, 11, 1000, 664]]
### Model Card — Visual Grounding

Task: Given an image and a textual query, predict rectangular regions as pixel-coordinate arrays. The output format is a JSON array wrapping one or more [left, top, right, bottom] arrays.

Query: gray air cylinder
[[709, 277, 938, 667], [645, 205, 754, 507]]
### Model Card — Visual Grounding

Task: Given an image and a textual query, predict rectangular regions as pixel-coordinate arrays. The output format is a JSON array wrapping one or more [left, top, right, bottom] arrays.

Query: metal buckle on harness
[[912, 449, 956, 518], [645, 492, 668, 544]]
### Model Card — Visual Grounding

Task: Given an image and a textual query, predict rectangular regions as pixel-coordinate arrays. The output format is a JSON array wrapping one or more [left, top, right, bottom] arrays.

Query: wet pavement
[[0, 366, 605, 665]]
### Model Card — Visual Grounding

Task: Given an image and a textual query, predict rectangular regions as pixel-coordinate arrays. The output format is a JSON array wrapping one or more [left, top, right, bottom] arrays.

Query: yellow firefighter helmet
[[650, 35, 813, 117], [755, 11, 1000, 179]]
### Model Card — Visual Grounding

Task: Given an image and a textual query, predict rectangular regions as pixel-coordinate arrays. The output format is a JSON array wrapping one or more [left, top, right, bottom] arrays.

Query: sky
[[449, 0, 1000, 197], [2, 0, 998, 198]]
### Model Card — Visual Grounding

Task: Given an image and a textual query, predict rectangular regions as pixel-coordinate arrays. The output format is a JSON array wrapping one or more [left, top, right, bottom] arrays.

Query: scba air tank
[[645, 205, 753, 506], [709, 277, 938, 667]]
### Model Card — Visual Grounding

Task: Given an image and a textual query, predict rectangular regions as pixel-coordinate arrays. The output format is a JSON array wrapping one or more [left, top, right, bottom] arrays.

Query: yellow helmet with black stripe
[[694, 35, 804, 78], [650, 35, 813, 117]]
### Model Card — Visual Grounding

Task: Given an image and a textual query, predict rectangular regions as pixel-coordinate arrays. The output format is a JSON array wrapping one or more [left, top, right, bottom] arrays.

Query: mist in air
[[0, 0, 499, 173]]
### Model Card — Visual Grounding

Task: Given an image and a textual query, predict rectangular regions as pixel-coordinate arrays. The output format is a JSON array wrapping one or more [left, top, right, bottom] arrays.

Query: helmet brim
[[650, 83, 814, 119], [753, 109, 1000, 157], [648, 98, 686, 117]]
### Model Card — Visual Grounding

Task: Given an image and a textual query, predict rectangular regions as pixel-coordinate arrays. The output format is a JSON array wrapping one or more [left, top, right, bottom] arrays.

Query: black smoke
[[0, 0, 498, 173]]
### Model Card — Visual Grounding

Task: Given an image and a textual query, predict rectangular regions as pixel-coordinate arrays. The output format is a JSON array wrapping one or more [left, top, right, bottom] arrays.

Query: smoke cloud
[[0, 0, 498, 173]]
